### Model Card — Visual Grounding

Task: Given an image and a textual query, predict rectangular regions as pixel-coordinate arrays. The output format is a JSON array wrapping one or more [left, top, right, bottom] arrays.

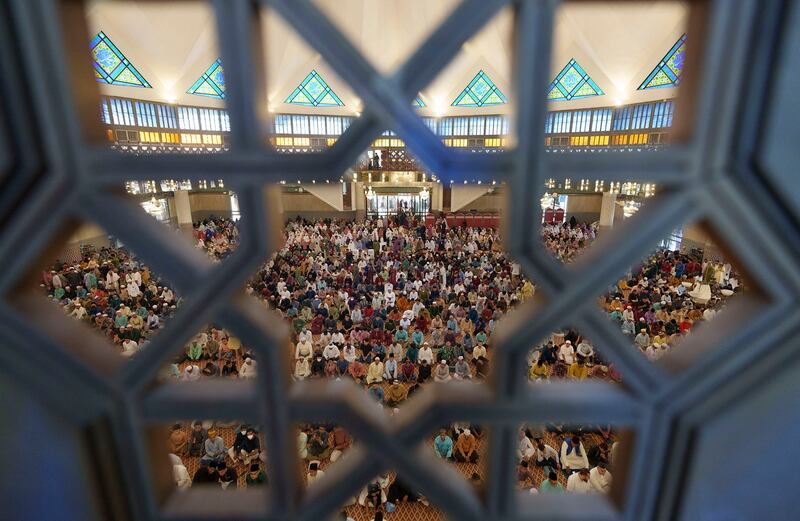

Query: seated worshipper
[[192, 460, 218, 485], [246, 463, 268, 487], [518, 460, 535, 486], [294, 357, 311, 380], [383, 352, 399, 380], [473, 356, 489, 379], [187, 422, 206, 457], [310, 355, 326, 377], [434, 429, 453, 459], [366, 356, 384, 384], [229, 427, 260, 467], [306, 461, 325, 486], [539, 471, 564, 493], [169, 423, 188, 456], [417, 359, 432, 382], [560, 434, 589, 479], [169, 453, 192, 490], [471, 342, 487, 360], [329, 426, 351, 463], [322, 342, 340, 361], [567, 359, 589, 380], [418, 342, 434, 365], [453, 356, 472, 380], [634, 329, 650, 350], [307, 427, 331, 460], [558, 340, 576, 372], [385, 379, 408, 408], [349, 358, 367, 382], [566, 468, 592, 493], [298, 429, 308, 460], [589, 463, 612, 494], [529, 358, 550, 381], [358, 474, 390, 508], [433, 360, 452, 382], [182, 364, 201, 382], [575, 341, 594, 362], [368, 383, 385, 403], [454, 429, 479, 463], [217, 461, 238, 490], [533, 438, 560, 478], [222, 359, 239, 377], [387, 476, 419, 504], [399, 357, 418, 382], [240, 357, 258, 379], [201, 428, 227, 465], [518, 431, 535, 460]]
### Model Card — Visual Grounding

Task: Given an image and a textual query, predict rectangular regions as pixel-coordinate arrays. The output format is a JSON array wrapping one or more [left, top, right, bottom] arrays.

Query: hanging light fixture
[[420, 187, 430, 200], [623, 200, 640, 218], [366, 186, 376, 200], [540, 192, 555, 210]]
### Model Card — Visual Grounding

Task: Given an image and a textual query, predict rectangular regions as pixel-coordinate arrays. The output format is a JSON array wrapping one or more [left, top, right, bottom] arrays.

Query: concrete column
[[599, 192, 617, 228], [434, 182, 444, 213], [174, 189, 193, 230]]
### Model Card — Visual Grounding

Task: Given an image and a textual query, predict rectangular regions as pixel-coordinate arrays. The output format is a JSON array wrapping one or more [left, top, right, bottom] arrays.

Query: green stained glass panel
[[451, 70, 507, 107], [573, 82, 598, 98]]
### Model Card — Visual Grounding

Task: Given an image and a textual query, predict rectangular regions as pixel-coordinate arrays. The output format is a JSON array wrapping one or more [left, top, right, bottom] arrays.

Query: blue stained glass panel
[[90, 31, 151, 88], [451, 70, 508, 107], [187, 59, 226, 99], [546, 59, 603, 101], [639, 35, 687, 90], [285, 70, 344, 107]]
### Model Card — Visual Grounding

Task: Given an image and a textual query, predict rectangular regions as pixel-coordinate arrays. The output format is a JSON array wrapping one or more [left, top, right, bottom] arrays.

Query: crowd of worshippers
[[516, 426, 616, 494], [247, 214, 536, 396], [194, 216, 239, 260], [541, 219, 598, 263], [601, 249, 742, 360], [167, 421, 267, 490], [41, 245, 179, 356], [527, 330, 622, 382], [40, 217, 242, 357]]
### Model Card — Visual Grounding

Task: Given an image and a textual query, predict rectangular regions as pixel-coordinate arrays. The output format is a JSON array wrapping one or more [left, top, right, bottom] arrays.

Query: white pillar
[[599, 192, 617, 228], [174, 190, 193, 230]]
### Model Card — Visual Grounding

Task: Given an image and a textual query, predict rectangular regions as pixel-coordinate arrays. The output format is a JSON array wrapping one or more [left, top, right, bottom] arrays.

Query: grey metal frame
[[1, 0, 799, 520]]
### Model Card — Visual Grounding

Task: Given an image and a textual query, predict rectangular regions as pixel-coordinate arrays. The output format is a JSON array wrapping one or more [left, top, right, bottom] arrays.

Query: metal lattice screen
[[1, 0, 800, 520]]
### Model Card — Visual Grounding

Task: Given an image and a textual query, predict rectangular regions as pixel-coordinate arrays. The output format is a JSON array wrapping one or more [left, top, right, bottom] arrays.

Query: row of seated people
[[601, 248, 743, 359]]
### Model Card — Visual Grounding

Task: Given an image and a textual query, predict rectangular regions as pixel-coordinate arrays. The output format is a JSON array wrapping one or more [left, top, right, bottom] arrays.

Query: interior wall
[[450, 186, 492, 212], [566, 194, 603, 223], [458, 192, 503, 212], [188, 192, 232, 221]]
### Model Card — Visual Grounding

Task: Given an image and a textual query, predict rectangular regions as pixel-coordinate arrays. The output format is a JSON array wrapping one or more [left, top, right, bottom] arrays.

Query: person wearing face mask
[[229, 425, 249, 465]]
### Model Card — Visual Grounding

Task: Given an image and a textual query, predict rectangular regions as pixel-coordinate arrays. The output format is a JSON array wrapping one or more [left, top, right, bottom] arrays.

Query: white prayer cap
[[463, 429, 471, 436], [440, 360, 447, 365], [458, 356, 464, 360]]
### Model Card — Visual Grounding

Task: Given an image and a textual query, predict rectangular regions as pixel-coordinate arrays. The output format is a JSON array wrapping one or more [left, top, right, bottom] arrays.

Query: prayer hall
[[1, 1, 799, 521]]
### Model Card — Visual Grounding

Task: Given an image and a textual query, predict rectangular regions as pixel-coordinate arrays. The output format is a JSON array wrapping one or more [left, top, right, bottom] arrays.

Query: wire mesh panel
[[1, 0, 800, 521]]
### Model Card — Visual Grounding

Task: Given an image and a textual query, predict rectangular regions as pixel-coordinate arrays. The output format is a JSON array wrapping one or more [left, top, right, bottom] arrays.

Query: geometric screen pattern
[[187, 58, 226, 99], [90, 31, 151, 88], [285, 70, 344, 107], [547, 58, 603, 101], [452, 70, 508, 107], [639, 34, 687, 90], [3, 2, 800, 521]]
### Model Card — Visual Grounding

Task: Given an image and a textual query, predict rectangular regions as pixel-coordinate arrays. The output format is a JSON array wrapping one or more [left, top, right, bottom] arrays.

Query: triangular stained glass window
[[187, 59, 226, 99], [451, 70, 508, 107], [90, 31, 151, 88], [285, 70, 344, 107], [413, 96, 426, 108], [546, 59, 603, 101], [639, 34, 687, 90]]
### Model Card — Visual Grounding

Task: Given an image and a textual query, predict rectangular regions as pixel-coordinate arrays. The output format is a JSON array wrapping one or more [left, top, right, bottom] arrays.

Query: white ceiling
[[86, 0, 688, 115]]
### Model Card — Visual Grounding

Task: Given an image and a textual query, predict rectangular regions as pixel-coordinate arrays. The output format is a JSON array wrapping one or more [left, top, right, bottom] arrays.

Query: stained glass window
[[187, 59, 226, 99], [546, 59, 603, 101], [90, 31, 151, 88], [451, 70, 508, 107], [639, 34, 687, 90], [414, 96, 426, 107], [285, 70, 344, 107]]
